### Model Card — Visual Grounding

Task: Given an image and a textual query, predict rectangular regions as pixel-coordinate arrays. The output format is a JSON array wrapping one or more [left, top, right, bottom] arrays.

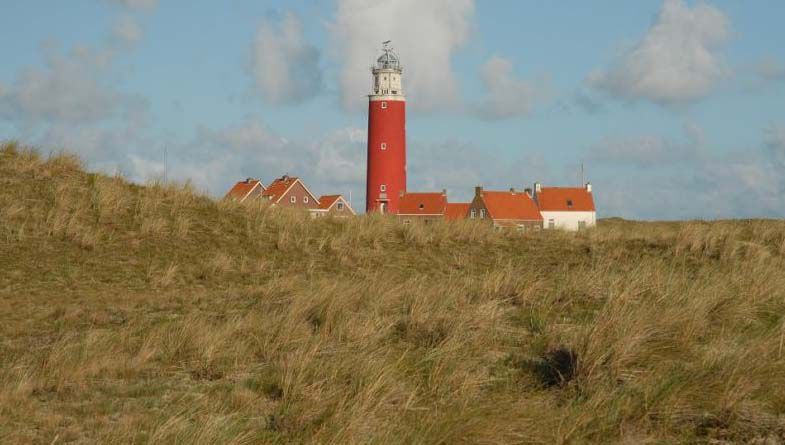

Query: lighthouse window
[[380, 184, 387, 192], [381, 142, 387, 150], [381, 101, 388, 109]]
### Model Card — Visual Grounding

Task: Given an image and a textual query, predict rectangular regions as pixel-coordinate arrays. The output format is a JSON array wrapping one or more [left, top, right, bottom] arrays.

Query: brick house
[[262, 175, 319, 210], [224, 178, 265, 203], [312, 195, 356, 217], [397, 191, 448, 224], [468, 186, 543, 230], [533, 182, 596, 230]]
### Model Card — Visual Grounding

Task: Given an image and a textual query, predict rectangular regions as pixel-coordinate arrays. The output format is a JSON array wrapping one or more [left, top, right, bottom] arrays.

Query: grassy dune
[[1, 142, 785, 444]]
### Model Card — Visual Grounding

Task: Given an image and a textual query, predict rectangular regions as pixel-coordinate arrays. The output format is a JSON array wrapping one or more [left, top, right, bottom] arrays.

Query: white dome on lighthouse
[[376, 44, 400, 70], [371, 41, 404, 97]]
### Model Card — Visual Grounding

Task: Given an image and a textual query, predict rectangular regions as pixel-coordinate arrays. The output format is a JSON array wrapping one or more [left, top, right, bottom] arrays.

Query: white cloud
[[588, 125, 785, 219], [407, 140, 556, 203], [112, 16, 143, 45], [473, 56, 545, 120], [250, 13, 323, 105], [589, 122, 707, 167], [588, 0, 730, 105], [311, 127, 366, 185], [124, 119, 366, 202], [0, 45, 137, 124], [331, 0, 474, 111]]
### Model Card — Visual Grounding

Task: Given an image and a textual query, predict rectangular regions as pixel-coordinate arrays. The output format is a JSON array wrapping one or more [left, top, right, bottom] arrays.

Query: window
[[381, 142, 387, 150], [419, 203, 424, 209], [548, 219, 555, 229], [381, 101, 388, 109], [380, 184, 386, 192], [470, 209, 476, 219], [391, 90, 397, 94], [578, 221, 587, 230], [566, 199, 573, 208], [290, 196, 296, 204], [479, 209, 486, 219], [403, 219, 411, 225], [303, 196, 309, 204], [337, 202, 344, 210]]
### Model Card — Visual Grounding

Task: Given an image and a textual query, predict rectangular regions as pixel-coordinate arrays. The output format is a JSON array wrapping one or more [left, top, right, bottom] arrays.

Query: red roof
[[482, 191, 542, 221], [224, 179, 264, 201], [318, 195, 340, 210], [444, 203, 470, 220], [262, 175, 299, 203], [536, 187, 595, 211], [398, 192, 447, 215]]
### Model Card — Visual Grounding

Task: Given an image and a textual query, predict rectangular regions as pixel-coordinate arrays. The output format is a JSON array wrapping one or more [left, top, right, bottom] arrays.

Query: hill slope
[[1, 142, 785, 444]]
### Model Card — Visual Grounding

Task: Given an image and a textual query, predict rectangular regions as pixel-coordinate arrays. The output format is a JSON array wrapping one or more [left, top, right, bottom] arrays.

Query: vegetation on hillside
[[1, 142, 785, 444]]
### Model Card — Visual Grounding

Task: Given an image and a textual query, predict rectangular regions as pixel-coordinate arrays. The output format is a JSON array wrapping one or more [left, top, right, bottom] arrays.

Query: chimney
[[524, 187, 532, 197], [441, 188, 447, 196], [586, 182, 592, 193], [534, 182, 542, 193], [474, 186, 483, 197], [246, 177, 255, 183], [509, 187, 515, 194], [282, 174, 289, 182]]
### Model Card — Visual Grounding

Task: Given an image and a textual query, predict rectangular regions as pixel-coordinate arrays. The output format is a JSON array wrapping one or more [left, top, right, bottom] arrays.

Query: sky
[[1, 0, 784, 219]]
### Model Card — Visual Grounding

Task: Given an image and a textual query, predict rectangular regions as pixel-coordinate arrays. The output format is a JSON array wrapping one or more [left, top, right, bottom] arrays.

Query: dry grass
[[1, 142, 785, 444]]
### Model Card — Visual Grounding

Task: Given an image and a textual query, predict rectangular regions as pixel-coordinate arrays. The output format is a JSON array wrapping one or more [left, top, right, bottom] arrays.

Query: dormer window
[[566, 199, 573, 208], [419, 203, 424, 210]]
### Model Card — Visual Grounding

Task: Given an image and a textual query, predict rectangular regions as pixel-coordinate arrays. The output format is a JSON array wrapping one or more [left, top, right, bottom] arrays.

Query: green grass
[[1, 141, 785, 444]]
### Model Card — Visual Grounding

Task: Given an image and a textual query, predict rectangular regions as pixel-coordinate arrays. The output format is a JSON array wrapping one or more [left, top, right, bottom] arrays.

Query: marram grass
[[1, 142, 785, 444]]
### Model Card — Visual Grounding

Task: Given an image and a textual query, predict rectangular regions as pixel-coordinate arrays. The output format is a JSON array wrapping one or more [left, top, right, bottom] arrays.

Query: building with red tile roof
[[533, 182, 596, 230], [468, 186, 543, 230], [397, 191, 448, 223], [262, 175, 319, 210], [224, 178, 265, 203], [312, 195, 355, 217], [444, 202, 470, 220]]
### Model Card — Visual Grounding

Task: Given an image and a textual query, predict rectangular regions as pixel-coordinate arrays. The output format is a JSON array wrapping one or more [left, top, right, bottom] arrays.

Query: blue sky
[[1, 0, 784, 219]]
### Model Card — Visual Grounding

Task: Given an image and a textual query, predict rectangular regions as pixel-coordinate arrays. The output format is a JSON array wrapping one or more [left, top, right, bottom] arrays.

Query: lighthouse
[[366, 41, 406, 214]]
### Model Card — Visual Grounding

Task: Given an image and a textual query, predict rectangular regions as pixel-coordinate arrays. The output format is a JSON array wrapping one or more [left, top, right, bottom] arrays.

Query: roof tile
[[536, 187, 595, 211], [482, 191, 542, 220], [398, 192, 447, 215]]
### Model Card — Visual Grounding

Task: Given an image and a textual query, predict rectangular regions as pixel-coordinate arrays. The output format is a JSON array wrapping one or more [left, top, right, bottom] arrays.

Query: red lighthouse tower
[[366, 41, 406, 214]]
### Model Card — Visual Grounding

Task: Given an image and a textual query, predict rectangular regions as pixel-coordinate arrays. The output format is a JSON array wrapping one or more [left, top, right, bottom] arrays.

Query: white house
[[533, 182, 596, 231]]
